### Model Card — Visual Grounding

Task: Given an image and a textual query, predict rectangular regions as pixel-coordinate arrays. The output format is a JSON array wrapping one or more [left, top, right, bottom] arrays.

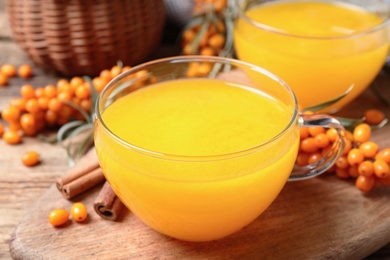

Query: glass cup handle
[[289, 113, 346, 181]]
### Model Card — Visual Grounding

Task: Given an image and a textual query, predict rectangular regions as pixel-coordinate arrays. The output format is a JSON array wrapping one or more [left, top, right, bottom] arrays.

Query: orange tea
[[234, 0, 390, 111], [94, 56, 345, 241]]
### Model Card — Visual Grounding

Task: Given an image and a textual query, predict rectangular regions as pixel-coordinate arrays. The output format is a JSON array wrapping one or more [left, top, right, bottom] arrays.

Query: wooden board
[[8, 72, 390, 259], [9, 173, 390, 259]]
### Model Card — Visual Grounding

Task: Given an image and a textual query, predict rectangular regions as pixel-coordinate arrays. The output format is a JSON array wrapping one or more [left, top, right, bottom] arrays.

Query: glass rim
[[95, 55, 299, 162], [235, 0, 390, 40]]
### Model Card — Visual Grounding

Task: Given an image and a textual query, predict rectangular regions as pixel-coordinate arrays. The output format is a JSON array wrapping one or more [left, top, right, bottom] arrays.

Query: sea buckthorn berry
[[314, 133, 330, 148], [182, 29, 196, 43], [344, 130, 354, 142], [56, 80, 70, 93], [110, 65, 122, 78], [299, 127, 310, 140], [34, 87, 45, 98], [58, 105, 73, 119], [355, 175, 375, 192], [48, 208, 69, 227], [1, 106, 21, 122], [358, 141, 379, 159], [208, 33, 225, 49], [44, 84, 57, 98], [92, 77, 108, 93], [200, 46, 216, 56], [353, 123, 371, 143], [75, 85, 90, 99], [57, 91, 72, 102], [45, 109, 57, 126], [358, 160, 374, 177], [300, 137, 318, 153], [25, 98, 40, 114], [21, 151, 40, 167], [296, 152, 309, 166], [48, 98, 62, 112], [196, 62, 213, 76], [121, 66, 132, 72], [348, 165, 359, 178], [364, 109, 385, 125], [326, 128, 338, 143], [100, 69, 113, 81], [335, 168, 350, 179], [70, 202, 88, 223], [3, 130, 22, 145], [18, 64, 33, 79], [373, 160, 390, 179], [308, 127, 325, 137], [336, 156, 349, 169], [80, 99, 91, 113], [347, 148, 364, 166], [342, 139, 352, 156], [20, 84, 36, 99], [321, 145, 332, 157], [9, 98, 27, 112], [1, 64, 17, 77], [37, 97, 49, 110], [20, 113, 36, 131], [308, 152, 322, 164], [70, 76, 84, 89], [375, 148, 390, 164]]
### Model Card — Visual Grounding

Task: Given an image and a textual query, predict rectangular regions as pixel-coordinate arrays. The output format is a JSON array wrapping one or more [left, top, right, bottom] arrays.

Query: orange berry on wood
[[48, 208, 69, 227], [347, 148, 365, 166], [1, 106, 21, 122], [358, 141, 379, 159], [364, 109, 385, 125], [375, 148, 390, 164], [70, 202, 88, 223], [21, 151, 40, 167], [355, 175, 375, 192], [373, 160, 390, 179], [3, 130, 22, 145], [18, 64, 33, 79], [353, 123, 371, 143], [20, 84, 36, 99], [1, 64, 17, 77], [358, 160, 374, 177]]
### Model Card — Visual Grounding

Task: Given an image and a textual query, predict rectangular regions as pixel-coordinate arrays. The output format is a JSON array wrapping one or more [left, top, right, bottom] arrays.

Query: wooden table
[[1, 1, 390, 259]]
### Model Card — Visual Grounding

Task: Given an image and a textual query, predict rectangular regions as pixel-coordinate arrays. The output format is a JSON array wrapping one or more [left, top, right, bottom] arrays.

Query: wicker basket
[[6, 0, 166, 77]]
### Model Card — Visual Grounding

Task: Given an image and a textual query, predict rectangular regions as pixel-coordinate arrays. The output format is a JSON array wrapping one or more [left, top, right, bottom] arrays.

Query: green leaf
[[56, 120, 86, 143]]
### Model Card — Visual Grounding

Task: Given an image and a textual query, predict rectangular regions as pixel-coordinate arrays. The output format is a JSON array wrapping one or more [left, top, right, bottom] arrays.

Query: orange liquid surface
[[94, 78, 299, 241], [234, 1, 389, 111]]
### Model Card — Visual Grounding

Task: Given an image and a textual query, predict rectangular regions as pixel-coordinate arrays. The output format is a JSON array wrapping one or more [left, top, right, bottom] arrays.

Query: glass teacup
[[94, 56, 345, 242], [234, 0, 390, 112]]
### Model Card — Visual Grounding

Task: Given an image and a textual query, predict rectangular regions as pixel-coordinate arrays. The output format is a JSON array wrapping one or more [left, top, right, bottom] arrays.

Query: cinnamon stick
[[56, 148, 105, 199], [94, 181, 126, 221]]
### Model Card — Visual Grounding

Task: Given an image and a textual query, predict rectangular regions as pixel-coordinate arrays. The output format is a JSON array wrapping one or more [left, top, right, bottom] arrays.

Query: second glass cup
[[234, 0, 390, 112], [94, 56, 345, 242]]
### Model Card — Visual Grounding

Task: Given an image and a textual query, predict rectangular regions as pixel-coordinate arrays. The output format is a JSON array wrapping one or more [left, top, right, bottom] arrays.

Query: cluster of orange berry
[[48, 202, 88, 227], [0, 63, 33, 86], [181, 1, 227, 57], [297, 109, 390, 192], [0, 64, 131, 146]]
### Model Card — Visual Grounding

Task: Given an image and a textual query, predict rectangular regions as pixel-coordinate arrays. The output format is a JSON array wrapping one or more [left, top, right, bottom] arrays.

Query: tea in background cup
[[94, 56, 344, 242], [234, 0, 390, 112]]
